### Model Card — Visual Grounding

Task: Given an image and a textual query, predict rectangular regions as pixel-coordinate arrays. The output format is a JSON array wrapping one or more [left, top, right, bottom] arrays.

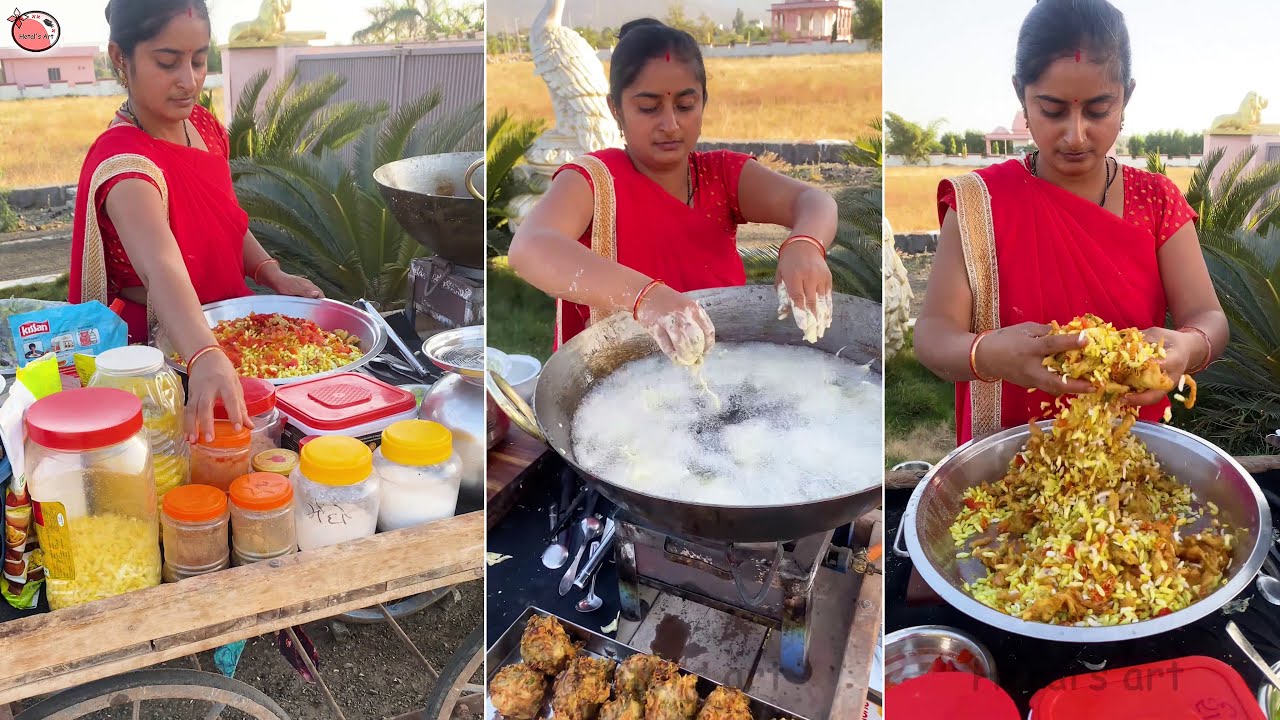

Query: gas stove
[[406, 256, 483, 334], [614, 513, 843, 683]]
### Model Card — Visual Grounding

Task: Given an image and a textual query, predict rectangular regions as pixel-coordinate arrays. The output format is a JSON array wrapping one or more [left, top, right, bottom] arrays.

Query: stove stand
[[615, 516, 834, 682], [407, 256, 484, 332]]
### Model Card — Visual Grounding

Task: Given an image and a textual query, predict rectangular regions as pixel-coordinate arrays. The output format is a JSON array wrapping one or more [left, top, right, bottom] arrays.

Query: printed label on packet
[[33, 501, 74, 581], [8, 301, 126, 375]]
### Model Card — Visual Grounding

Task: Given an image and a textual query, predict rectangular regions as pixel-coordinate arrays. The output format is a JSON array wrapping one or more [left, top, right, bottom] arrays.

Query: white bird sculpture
[[525, 0, 622, 169]]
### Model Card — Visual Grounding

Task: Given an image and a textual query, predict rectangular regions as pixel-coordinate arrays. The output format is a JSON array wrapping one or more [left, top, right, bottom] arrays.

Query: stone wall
[[0, 74, 222, 101], [597, 41, 871, 61]]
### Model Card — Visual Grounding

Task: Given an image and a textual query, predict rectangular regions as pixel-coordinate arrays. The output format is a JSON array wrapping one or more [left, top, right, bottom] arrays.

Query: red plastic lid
[[1030, 656, 1265, 720], [214, 377, 277, 419], [25, 388, 144, 452], [886, 673, 1020, 720], [275, 373, 415, 432]]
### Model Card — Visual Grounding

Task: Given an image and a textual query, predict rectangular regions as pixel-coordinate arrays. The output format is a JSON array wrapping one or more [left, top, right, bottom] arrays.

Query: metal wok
[[487, 285, 883, 543], [373, 152, 484, 268], [897, 420, 1270, 642]]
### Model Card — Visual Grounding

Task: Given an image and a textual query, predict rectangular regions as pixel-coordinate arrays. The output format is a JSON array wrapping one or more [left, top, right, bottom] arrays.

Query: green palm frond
[[303, 100, 390, 156], [377, 88, 445, 169], [261, 74, 349, 156], [843, 118, 883, 168], [486, 109, 547, 221], [1187, 146, 1280, 233], [228, 69, 270, 158], [411, 101, 485, 157]]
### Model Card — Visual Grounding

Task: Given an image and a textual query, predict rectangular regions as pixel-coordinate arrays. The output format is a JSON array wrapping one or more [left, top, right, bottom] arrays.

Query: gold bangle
[[1179, 325, 1213, 374], [969, 330, 999, 383]]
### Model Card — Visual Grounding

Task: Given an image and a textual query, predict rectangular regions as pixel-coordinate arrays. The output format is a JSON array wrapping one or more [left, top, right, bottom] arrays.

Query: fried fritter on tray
[[599, 695, 645, 720], [489, 663, 547, 720], [551, 656, 615, 720], [695, 687, 753, 720], [521, 614, 577, 675], [644, 671, 699, 720], [615, 654, 680, 699], [950, 315, 1229, 627]]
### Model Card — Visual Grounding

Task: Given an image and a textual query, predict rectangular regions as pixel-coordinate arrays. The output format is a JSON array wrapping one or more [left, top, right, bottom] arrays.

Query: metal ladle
[[1258, 574, 1280, 605], [576, 541, 603, 612]]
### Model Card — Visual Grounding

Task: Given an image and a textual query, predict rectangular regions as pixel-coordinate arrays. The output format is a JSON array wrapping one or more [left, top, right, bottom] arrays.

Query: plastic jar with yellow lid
[[229, 472, 297, 565], [290, 436, 380, 550], [88, 346, 188, 506], [24, 387, 161, 610], [160, 484, 230, 581], [373, 420, 462, 531]]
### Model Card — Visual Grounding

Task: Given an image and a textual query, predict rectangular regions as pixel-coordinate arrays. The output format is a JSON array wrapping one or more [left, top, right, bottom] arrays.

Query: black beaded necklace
[[1028, 150, 1117, 206], [118, 99, 191, 147]]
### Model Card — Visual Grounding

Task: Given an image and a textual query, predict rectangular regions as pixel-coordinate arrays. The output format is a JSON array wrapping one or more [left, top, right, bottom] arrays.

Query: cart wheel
[[15, 668, 290, 720], [420, 625, 483, 720], [336, 588, 452, 624]]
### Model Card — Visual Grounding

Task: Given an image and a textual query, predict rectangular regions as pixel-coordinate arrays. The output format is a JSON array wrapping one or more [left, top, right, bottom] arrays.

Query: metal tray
[[153, 296, 388, 386], [485, 606, 802, 720]]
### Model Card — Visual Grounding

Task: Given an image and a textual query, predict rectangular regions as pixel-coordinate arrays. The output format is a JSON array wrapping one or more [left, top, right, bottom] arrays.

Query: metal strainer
[[422, 325, 485, 379]]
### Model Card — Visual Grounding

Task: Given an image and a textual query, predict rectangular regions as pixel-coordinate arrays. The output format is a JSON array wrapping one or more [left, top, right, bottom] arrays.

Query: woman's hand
[[974, 322, 1096, 395], [775, 241, 833, 342], [262, 264, 323, 299], [185, 350, 252, 443], [635, 285, 716, 366], [1124, 327, 1194, 406]]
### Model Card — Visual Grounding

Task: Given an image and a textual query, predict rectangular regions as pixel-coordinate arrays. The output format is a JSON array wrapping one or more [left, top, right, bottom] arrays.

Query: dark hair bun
[[104, 0, 113, 22], [617, 18, 666, 40]]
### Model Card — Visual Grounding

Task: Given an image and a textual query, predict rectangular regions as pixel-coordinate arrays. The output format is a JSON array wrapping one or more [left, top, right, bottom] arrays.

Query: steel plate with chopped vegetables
[[176, 312, 363, 380]]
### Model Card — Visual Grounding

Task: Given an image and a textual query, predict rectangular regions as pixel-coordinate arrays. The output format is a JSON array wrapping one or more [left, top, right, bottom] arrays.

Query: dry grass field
[[0, 88, 225, 189], [487, 54, 882, 141], [886, 163, 1197, 232]]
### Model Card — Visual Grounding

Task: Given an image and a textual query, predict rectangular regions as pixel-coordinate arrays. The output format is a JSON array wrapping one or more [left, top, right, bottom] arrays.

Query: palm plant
[[227, 68, 388, 163], [1185, 146, 1280, 234], [1144, 149, 1167, 177], [843, 118, 883, 168], [354, 0, 483, 44], [232, 87, 483, 308], [486, 109, 547, 256], [739, 171, 883, 301]]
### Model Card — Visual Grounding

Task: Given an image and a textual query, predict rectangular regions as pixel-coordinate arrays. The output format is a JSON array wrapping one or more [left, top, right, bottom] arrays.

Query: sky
[[486, 0, 774, 32], [884, 0, 1280, 135], [3, 0, 420, 48]]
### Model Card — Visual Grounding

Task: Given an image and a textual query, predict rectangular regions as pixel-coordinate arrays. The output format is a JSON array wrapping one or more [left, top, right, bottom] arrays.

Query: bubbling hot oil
[[570, 342, 882, 506]]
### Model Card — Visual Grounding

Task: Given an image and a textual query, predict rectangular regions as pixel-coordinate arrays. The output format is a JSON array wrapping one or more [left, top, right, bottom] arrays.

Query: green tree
[[664, 3, 697, 36], [885, 112, 944, 165], [1127, 135, 1146, 157], [939, 132, 964, 156], [732, 8, 746, 34], [354, 0, 483, 43], [207, 37, 222, 74], [963, 129, 985, 155], [853, 0, 882, 48]]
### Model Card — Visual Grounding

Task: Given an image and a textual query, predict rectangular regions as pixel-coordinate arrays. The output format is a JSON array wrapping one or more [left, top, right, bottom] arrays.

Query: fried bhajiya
[[551, 656, 615, 720], [615, 654, 680, 699], [695, 687, 752, 720], [600, 695, 645, 720], [644, 671, 699, 720], [521, 614, 577, 675], [489, 663, 546, 720]]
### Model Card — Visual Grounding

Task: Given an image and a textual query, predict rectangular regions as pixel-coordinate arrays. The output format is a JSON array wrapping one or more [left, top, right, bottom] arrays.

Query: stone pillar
[[985, 138, 992, 156]]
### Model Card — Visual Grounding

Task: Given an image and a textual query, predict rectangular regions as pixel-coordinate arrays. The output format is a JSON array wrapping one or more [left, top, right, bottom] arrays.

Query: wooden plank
[[486, 429, 548, 527], [829, 518, 884, 720], [0, 510, 484, 704]]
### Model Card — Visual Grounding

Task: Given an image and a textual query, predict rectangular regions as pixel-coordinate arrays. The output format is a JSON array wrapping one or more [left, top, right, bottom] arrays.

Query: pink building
[[770, 0, 856, 41], [0, 45, 98, 88], [984, 111, 1033, 155]]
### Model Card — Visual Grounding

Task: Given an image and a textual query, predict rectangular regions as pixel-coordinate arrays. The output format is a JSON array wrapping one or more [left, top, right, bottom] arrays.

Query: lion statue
[[1210, 92, 1269, 132], [229, 0, 291, 45]]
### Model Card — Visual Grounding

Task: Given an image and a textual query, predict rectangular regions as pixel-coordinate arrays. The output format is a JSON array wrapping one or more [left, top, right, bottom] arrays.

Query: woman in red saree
[[508, 19, 837, 360], [913, 0, 1228, 445], [69, 0, 320, 440]]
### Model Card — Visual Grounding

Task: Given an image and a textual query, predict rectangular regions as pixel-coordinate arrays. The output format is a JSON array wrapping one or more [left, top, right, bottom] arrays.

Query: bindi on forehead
[[1074, 49, 1081, 63], [665, 51, 671, 62]]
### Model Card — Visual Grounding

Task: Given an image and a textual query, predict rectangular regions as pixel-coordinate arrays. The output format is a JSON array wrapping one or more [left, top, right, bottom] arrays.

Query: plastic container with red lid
[[275, 373, 416, 450], [885, 671, 1021, 720], [1029, 656, 1265, 720], [23, 388, 161, 609], [215, 377, 283, 456]]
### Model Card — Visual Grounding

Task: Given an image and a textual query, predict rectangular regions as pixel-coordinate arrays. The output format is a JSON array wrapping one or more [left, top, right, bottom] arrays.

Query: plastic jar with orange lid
[[215, 377, 283, 456], [229, 472, 297, 565], [290, 436, 380, 550], [160, 484, 230, 582], [190, 421, 252, 492]]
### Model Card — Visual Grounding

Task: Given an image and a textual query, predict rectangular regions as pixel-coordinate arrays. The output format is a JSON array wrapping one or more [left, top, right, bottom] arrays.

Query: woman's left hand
[[1125, 327, 1193, 406], [266, 268, 324, 299], [775, 241, 833, 342]]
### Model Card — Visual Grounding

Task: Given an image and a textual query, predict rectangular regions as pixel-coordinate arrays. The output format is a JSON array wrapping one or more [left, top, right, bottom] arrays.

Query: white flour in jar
[[294, 500, 377, 550], [570, 342, 882, 506]]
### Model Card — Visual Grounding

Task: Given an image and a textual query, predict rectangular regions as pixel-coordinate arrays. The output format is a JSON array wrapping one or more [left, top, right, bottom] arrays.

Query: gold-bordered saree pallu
[[951, 172, 1002, 441]]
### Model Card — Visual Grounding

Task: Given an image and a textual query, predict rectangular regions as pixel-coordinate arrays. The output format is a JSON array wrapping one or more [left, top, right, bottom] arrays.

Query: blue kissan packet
[[8, 301, 127, 376]]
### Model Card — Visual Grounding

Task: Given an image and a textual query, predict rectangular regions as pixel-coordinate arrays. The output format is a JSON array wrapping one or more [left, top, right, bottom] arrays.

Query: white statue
[[882, 219, 914, 361], [524, 0, 622, 172], [1210, 92, 1269, 133]]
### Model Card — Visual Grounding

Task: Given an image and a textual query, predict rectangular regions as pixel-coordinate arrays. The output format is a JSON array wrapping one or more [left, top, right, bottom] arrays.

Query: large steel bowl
[[154, 296, 387, 386], [488, 285, 883, 543], [900, 420, 1270, 642]]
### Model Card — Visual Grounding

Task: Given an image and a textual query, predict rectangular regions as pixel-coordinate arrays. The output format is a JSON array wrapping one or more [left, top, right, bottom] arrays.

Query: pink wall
[[1204, 133, 1280, 187], [0, 54, 95, 88]]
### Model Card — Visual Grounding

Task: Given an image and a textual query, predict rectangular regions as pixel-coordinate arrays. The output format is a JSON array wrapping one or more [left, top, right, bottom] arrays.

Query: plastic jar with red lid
[[215, 377, 283, 456], [229, 472, 297, 565], [190, 421, 253, 492], [24, 387, 162, 609], [161, 483, 230, 581]]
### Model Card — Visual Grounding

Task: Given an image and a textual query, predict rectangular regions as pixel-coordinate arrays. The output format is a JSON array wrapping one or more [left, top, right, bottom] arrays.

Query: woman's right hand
[[184, 350, 251, 443], [634, 285, 716, 366], [973, 322, 1096, 395]]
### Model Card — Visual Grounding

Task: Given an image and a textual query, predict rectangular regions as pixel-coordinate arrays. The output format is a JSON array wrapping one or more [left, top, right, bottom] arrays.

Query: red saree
[[552, 148, 751, 348], [69, 104, 251, 343], [939, 159, 1196, 445]]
